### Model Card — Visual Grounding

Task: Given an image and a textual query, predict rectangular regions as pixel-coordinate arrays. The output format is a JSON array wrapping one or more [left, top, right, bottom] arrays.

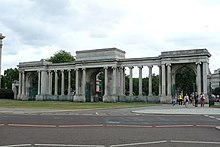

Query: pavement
[[132, 104, 220, 115]]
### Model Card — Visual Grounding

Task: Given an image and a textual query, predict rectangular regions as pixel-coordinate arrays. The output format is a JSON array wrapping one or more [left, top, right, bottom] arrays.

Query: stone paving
[[133, 104, 220, 115]]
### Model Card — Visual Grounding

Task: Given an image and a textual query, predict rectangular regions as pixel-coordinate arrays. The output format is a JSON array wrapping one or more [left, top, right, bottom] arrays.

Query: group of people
[[171, 92, 206, 107]]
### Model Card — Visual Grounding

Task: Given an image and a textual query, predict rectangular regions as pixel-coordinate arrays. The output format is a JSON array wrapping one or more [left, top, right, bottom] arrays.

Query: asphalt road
[[0, 107, 220, 147]]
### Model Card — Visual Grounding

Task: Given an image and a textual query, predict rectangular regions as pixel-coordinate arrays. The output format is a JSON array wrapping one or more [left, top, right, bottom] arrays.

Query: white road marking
[[208, 116, 215, 119], [0, 144, 32, 147], [35, 144, 105, 147], [58, 124, 104, 128], [0, 124, 5, 126], [96, 112, 99, 115], [171, 140, 220, 144], [7, 124, 56, 128], [110, 140, 167, 147], [216, 118, 220, 121], [107, 124, 153, 128], [196, 125, 217, 128], [155, 125, 194, 128]]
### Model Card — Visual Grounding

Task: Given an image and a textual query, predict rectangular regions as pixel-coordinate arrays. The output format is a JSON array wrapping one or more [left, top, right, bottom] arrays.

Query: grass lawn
[[0, 99, 157, 110]]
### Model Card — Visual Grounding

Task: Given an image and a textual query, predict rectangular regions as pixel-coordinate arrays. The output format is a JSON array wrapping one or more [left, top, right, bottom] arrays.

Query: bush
[[0, 89, 14, 99]]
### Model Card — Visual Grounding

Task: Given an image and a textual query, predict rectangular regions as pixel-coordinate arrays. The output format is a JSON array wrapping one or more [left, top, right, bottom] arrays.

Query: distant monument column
[[167, 63, 172, 97], [161, 64, 166, 97], [196, 62, 201, 95], [138, 66, 143, 96], [129, 66, 133, 96], [0, 33, 5, 88], [103, 66, 108, 97], [148, 65, 153, 96]]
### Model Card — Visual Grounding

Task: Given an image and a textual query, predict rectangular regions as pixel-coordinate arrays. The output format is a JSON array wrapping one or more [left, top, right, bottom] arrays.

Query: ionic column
[[48, 70, 52, 95], [75, 68, 79, 95], [37, 70, 41, 95], [120, 67, 125, 95], [196, 62, 201, 95], [68, 69, 71, 95], [49, 71, 53, 95], [61, 70, 65, 95], [54, 70, 58, 95], [129, 66, 133, 96], [18, 71, 22, 97], [138, 66, 143, 96], [148, 65, 153, 96], [203, 62, 208, 95], [158, 65, 162, 96], [82, 68, 86, 95], [21, 71, 25, 97], [167, 64, 172, 96], [161, 64, 166, 96], [112, 66, 117, 95], [104, 67, 108, 96]]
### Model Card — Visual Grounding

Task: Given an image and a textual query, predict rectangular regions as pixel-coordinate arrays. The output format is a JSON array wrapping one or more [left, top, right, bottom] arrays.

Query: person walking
[[200, 93, 205, 107], [184, 93, 189, 108], [179, 94, 183, 105]]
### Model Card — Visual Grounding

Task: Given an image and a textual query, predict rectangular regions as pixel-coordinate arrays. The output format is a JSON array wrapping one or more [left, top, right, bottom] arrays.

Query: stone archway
[[26, 72, 38, 100], [174, 65, 196, 96]]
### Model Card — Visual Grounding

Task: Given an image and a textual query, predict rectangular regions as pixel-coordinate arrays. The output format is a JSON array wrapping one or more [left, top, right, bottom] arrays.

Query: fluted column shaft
[[61, 70, 65, 95], [82, 68, 86, 95], [112, 66, 117, 95], [196, 62, 201, 95], [54, 70, 58, 95], [21, 71, 25, 96], [68, 69, 71, 95], [138, 66, 143, 96], [148, 66, 153, 96], [120, 67, 124, 95], [75, 68, 79, 95], [203, 62, 208, 95], [104, 67, 108, 96], [37, 70, 41, 95], [129, 66, 133, 96], [161, 64, 166, 96], [18, 71, 22, 97], [167, 64, 171, 96]]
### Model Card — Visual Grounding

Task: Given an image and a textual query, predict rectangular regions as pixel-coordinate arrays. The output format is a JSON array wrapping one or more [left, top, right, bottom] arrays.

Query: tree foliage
[[213, 87, 220, 96], [175, 66, 196, 95], [1, 68, 19, 89], [48, 50, 75, 63]]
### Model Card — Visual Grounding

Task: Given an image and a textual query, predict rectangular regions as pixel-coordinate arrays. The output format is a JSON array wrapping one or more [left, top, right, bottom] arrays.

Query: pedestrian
[[171, 96, 176, 106], [179, 94, 183, 105], [200, 93, 205, 107], [194, 92, 198, 107], [184, 93, 189, 108]]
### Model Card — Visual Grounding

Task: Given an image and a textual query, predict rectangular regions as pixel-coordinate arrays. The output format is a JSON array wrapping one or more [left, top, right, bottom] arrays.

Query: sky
[[1, 0, 220, 77]]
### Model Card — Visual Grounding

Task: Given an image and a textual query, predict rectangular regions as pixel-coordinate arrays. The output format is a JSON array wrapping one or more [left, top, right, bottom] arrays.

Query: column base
[[160, 95, 172, 103], [73, 95, 85, 102], [103, 95, 117, 102]]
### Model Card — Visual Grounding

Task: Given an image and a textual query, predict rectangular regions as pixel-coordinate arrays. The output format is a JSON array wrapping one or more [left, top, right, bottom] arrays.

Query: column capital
[[47, 70, 51, 73], [138, 65, 143, 69], [112, 66, 117, 69], [82, 67, 86, 71], [119, 66, 124, 70], [54, 70, 57, 73], [128, 66, 134, 69], [166, 63, 171, 66], [104, 66, 108, 70], [67, 69, 71, 72], [148, 65, 153, 68], [74, 68, 79, 71], [60, 69, 64, 72], [196, 62, 202, 65], [37, 70, 41, 73]]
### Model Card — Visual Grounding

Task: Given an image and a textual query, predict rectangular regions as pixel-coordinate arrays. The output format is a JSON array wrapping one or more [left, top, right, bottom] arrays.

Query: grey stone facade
[[16, 47, 212, 103]]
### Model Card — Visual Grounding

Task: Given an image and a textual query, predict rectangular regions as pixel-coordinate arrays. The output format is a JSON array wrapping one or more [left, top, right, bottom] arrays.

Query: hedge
[[0, 89, 14, 99]]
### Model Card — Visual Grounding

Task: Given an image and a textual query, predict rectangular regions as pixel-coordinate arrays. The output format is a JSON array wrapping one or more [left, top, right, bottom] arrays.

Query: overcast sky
[[1, 0, 220, 77]]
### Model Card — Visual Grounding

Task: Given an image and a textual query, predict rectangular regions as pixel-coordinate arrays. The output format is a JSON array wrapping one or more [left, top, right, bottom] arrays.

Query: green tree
[[1, 68, 19, 89], [175, 66, 196, 95], [213, 87, 220, 96], [48, 50, 75, 94], [48, 50, 74, 63]]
